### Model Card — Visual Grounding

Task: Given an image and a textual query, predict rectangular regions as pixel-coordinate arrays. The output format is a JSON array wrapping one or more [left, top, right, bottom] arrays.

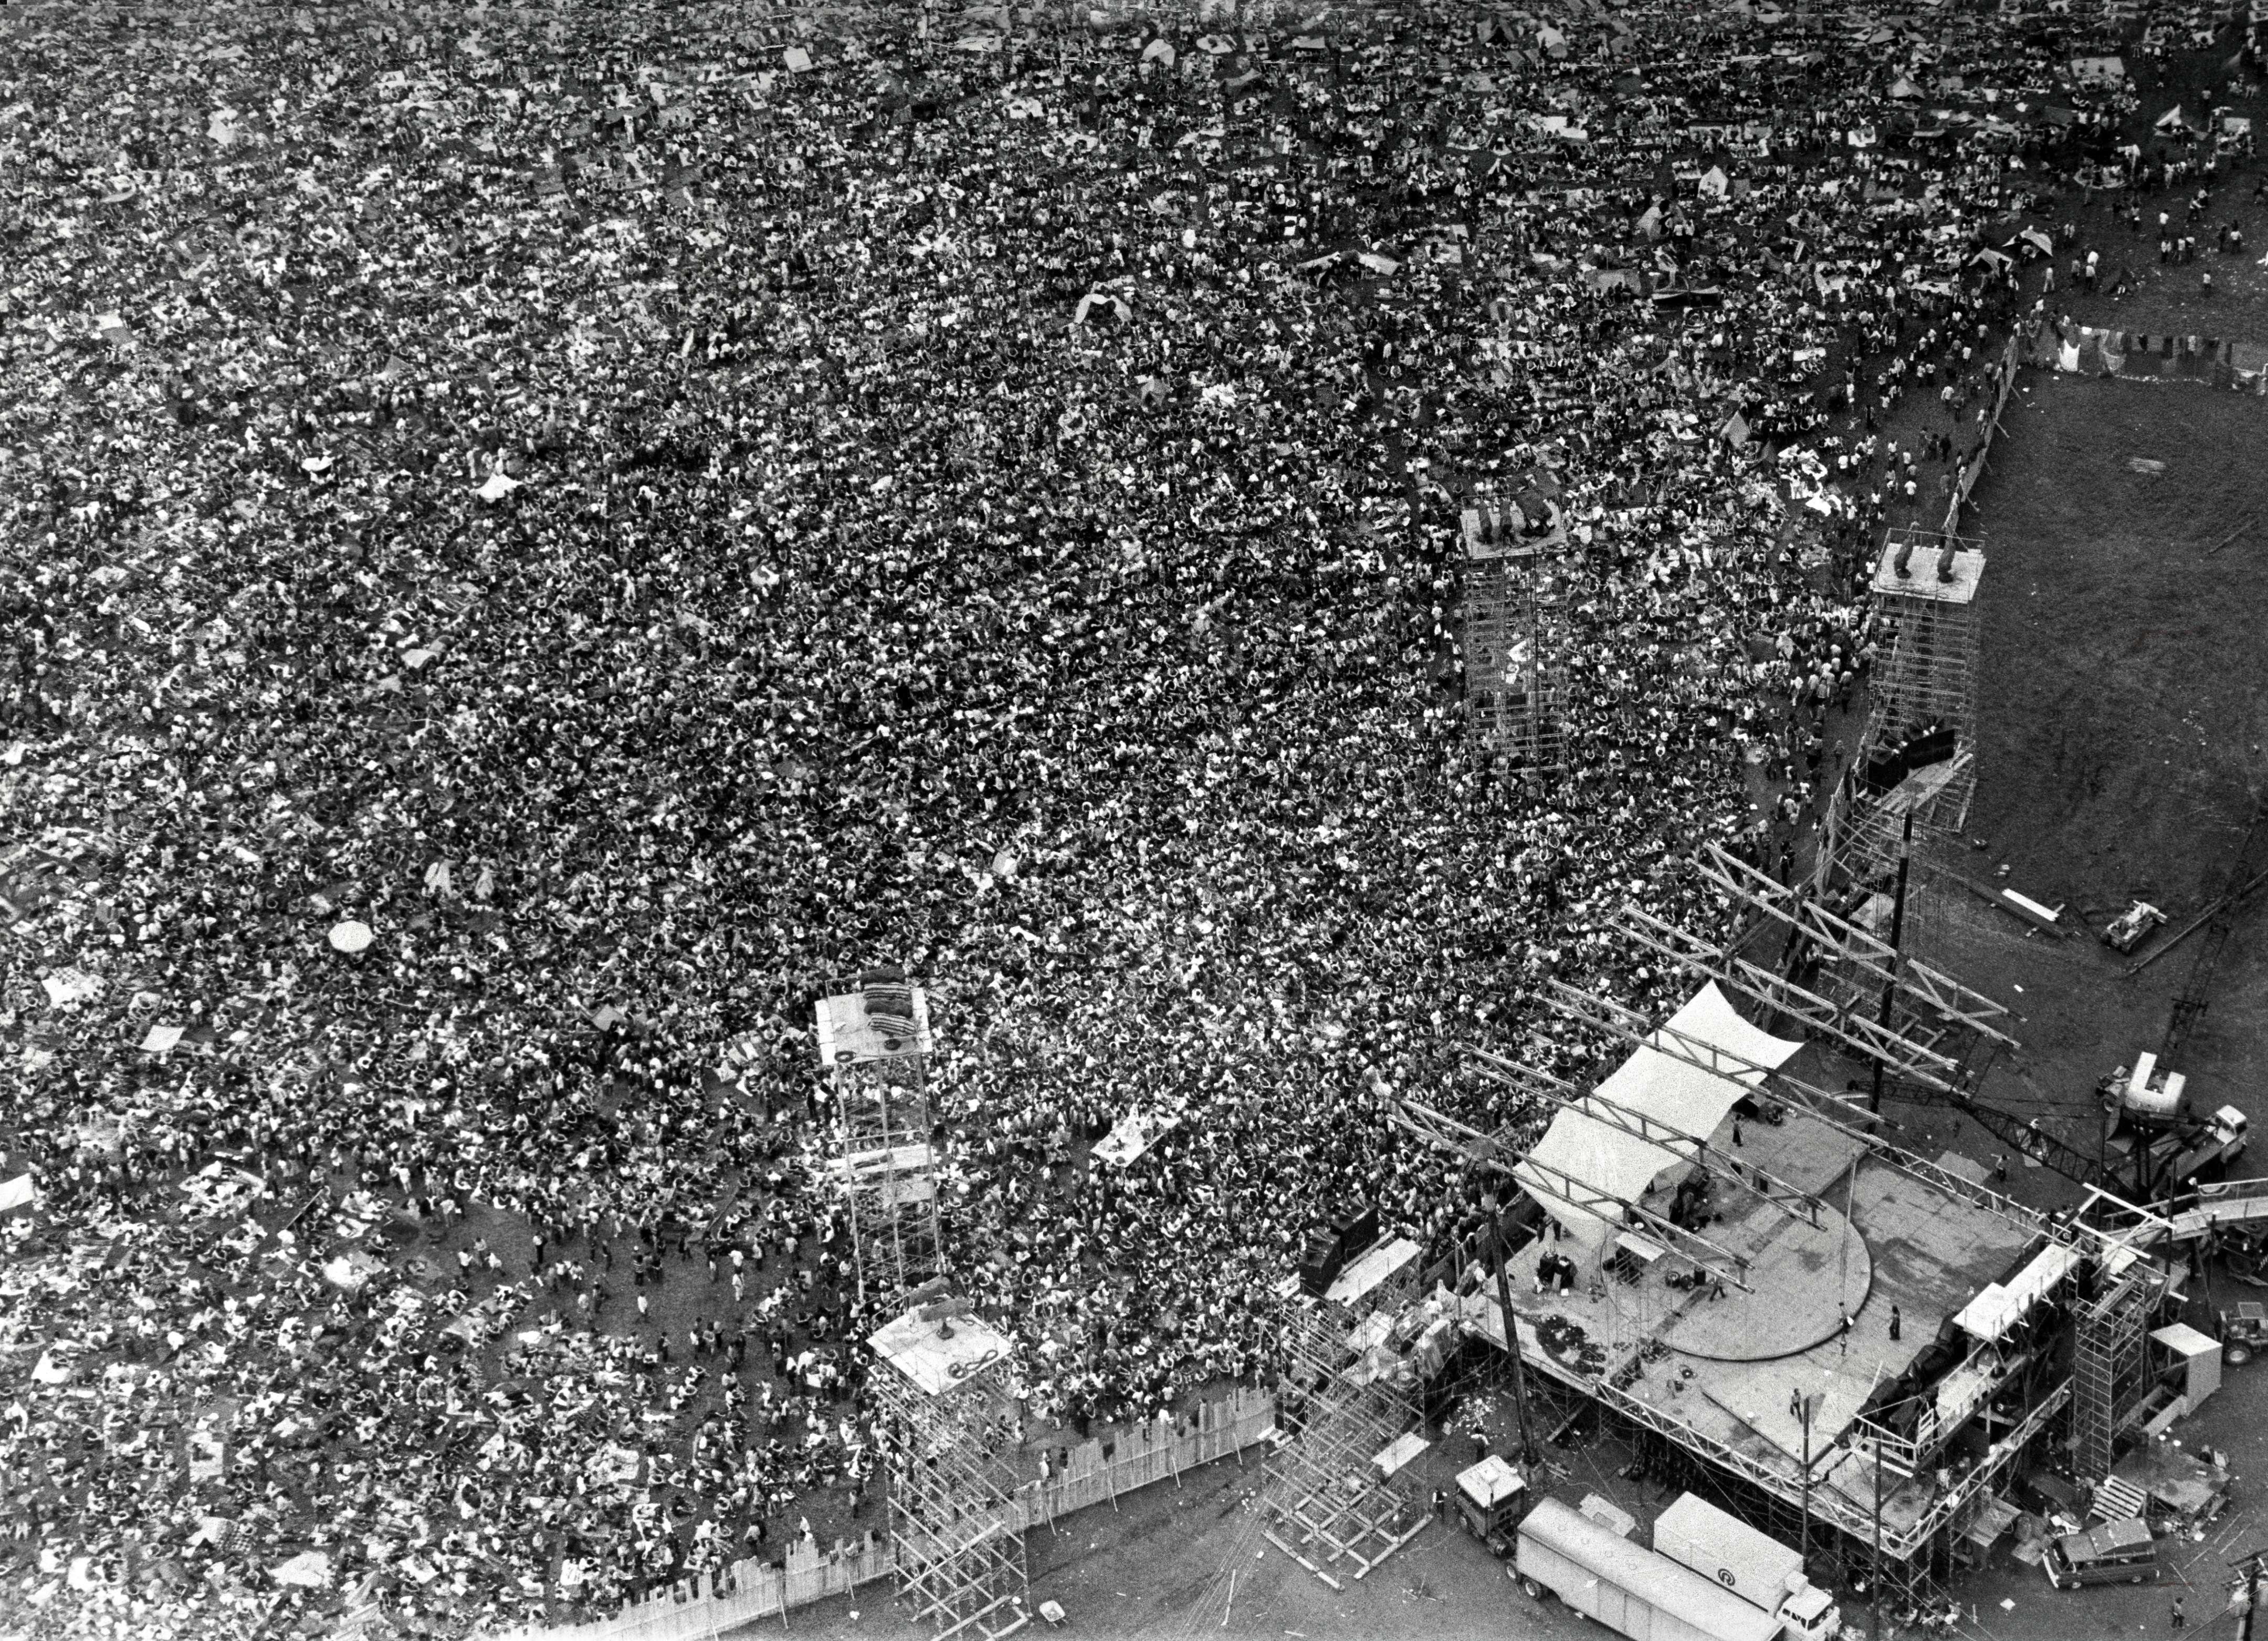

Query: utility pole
[[1868, 811, 1916, 1117], [2138, 1105, 2154, 1205], [1794, 1391, 1815, 1569], [1494, 1234, 1539, 1467], [1871, 1439, 1885, 1641]]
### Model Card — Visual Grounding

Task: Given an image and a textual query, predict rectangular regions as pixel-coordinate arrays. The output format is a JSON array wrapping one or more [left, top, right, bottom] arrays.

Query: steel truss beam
[[1385, 1093, 1512, 1166], [1613, 906, 1961, 1090], [1461, 1044, 1826, 1227], [1541, 981, 1880, 1139], [1389, 1098, 1752, 1291], [1696, 843, 2018, 1046]]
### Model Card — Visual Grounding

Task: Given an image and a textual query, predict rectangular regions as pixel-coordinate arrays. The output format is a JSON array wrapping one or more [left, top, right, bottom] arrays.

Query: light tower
[[869, 1287, 1031, 1640], [1460, 477, 1572, 773], [814, 967, 943, 1307], [1830, 528, 1984, 888]]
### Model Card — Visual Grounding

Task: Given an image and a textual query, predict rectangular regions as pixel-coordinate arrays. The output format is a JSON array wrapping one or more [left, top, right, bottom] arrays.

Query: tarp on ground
[[1514, 984, 1802, 1250]]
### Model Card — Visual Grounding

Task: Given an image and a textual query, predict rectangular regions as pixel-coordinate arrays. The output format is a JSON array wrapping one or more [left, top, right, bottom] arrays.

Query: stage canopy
[[1514, 983, 1803, 1249]]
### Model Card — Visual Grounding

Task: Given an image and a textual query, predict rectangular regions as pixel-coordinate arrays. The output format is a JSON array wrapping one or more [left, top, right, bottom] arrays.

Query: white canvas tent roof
[[1514, 984, 1802, 1248]]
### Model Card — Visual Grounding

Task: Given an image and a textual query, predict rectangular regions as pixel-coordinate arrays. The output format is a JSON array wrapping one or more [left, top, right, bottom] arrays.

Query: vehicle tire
[[2229, 1344, 2253, 1366], [1521, 1576, 1546, 1602]]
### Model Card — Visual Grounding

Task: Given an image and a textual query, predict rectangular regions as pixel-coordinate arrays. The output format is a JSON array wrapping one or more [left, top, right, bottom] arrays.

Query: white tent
[[1514, 984, 1802, 1250]]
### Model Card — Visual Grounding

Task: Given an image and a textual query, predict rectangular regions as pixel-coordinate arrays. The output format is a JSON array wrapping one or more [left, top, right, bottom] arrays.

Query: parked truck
[[1653, 1492, 1843, 1639], [1513, 1497, 1786, 1641], [2166, 1105, 2250, 1190]]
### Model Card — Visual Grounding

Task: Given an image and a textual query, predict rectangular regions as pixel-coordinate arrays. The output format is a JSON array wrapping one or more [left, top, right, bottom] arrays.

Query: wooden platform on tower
[[869, 1305, 1031, 1641], [816, 970, 944, 1308], [1826, 530, 1985, 891], [1460, 479, 1571, 773]]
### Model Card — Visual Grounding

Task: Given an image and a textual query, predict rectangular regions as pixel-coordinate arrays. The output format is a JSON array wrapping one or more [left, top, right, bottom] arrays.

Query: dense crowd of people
[[1, 0, 2252, 1635]]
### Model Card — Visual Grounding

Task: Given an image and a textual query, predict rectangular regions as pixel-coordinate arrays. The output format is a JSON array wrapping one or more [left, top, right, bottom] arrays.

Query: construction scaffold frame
[[2072, 1263, 2163, 1486], [1385, 1157, 2079, 1602], [1460, 479, 1572, 772], [1261, 1301, 1431, 1588], [1612, 905, 1967, 1092], [815, 970, 944, 1308], [1469, 1029, 1832, 1232], [1405, 1067, 1762, 1292], [870, 1310, 1031, 1641], [1825, 529, 1985, 890], [1422, 900, 2106, 1576], [1694, 842, 2018, 1050]]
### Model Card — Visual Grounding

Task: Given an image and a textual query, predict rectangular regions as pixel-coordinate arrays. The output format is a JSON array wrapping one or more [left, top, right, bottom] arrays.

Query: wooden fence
[[1007, 1385, 1277, 1531], [486, 1386, 1278, 1641], [1944, 331, 2026, 537]]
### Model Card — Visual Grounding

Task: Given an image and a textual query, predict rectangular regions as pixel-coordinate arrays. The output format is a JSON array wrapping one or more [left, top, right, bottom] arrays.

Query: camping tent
[[1513, 984, 1802, 1251]]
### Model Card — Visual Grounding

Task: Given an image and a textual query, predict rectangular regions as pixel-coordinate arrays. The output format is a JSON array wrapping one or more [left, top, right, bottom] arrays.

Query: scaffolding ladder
[[816, 973, 945, 1308], [1835, 531, 1985, 887], [872, 1312, 1031, 1641], [2072, 1267, 2158, 1484], [1261, 1304, 1430, 1585], [1459, 492, 1570, 772]]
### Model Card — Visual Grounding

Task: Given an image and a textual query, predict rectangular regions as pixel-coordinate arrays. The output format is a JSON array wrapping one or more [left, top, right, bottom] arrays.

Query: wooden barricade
[[487, 1388, 1278, 1641], [1007, 1385, 1278, 1530]]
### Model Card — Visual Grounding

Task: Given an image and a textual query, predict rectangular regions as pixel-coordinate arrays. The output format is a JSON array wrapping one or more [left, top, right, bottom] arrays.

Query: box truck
[[1513, 1497, 1786, 1641], [1653, 1492, 1843, 1638]]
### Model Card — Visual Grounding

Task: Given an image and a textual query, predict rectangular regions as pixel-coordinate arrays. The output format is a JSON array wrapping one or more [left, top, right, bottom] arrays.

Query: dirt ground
[[1892, 353, 2268, 1200]]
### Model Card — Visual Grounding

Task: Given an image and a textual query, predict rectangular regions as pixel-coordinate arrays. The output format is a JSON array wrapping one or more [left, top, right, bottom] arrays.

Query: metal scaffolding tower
[[1830, 530, 1985, 887], [869, 1303, 1031, 1641], [815, 969, 943, 1307], [1460, 479, 1571, 772], [1261, 1301, 1431, 1586], [2072, 1263, 2161, 1485]]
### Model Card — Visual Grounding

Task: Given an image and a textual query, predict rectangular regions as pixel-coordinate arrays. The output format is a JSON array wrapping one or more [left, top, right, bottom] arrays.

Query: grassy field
[[1883, 351, 2268, 1209]]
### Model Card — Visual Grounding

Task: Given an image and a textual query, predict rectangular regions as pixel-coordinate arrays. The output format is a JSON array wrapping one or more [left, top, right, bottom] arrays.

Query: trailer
[[1514, 1497, 1786, 1641], [1653, 1493, 1843, 1639]]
